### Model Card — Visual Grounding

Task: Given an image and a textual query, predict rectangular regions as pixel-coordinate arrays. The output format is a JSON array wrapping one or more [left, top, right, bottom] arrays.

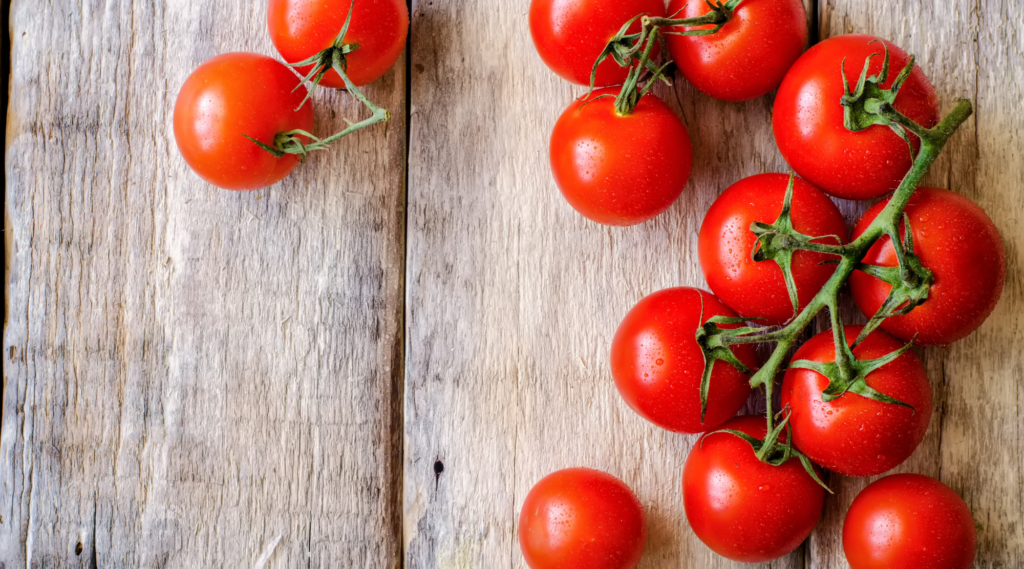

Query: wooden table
[[2, 0, 1021, 567]]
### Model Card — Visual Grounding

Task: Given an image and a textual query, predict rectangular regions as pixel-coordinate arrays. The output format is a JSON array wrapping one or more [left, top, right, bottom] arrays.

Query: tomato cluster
[[524, 2, 1002, 568], [173, 0, 409, 190]]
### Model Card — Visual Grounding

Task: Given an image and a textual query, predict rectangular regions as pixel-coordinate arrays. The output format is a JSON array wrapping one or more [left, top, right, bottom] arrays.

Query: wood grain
[[403, 0, 811, 567], [808, 0, 1024, 567], [1, 0, 406, 567]]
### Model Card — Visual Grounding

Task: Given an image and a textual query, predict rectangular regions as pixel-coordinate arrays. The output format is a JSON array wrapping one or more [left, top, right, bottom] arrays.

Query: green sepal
[[789, 337, 916, 411], [694, 303, 756, 424], [854, 216, 933, 346], [840, 40, 918, 159]]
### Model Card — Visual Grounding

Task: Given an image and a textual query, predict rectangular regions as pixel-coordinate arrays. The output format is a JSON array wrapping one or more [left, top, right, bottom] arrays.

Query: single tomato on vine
[[781, 326, 932, 477], [773, 34, 940, 200], [611, 287, 758, 434], [850, 187, 1006, 346], [550, 88, 692, 226], [529, 0, 666, 87], [268, 0, 409, 88], [698, 173, 848, 325], [173, 52, 315, 191], [519, 468, 647, 569], [666, 0, 807, 102], [683, 416, 825, 563], [843, 474, 977, 569]]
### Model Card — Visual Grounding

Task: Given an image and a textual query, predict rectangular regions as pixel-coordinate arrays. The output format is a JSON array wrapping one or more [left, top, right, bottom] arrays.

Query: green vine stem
[[245, 0, 390, 160]]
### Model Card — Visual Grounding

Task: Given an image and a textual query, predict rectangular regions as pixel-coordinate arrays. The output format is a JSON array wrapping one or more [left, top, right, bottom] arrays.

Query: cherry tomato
[[683, 416, 825, 562], [268, 0, 409, 88], [666, 0, 807, 102], [843, 474, 977, 569], [550, 88, 692, 226], [698, 173, 848, 325], [781, 326, 932, 477], [850, 187, 1006, 345], [518, 468, 647, 569], [529, 0, 666, 87], [611, 287, 758, 433], [173, 52, 315, 191], [773, 35, 940, 200]]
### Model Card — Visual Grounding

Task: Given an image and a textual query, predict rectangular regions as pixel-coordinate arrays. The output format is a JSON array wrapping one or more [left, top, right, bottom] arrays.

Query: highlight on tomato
[[850, 187, 1006, 346], [267, 0, 410, 88], [683, 416, 825, 563], [173, 52, 314, 191], [611, 287, 758, 434], [666, 0, 807, 101], [843, 474, 977, 569], [698, 173, 848, 325], [549, 87, 692, 226], [529, 0, 666, 87], [781, 325, 932, 477], [518, 467, 647, 569], [773, 34, 940, 200]]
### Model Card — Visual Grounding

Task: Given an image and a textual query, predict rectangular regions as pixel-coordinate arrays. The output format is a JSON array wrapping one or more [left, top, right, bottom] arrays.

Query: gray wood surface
[[3, 0, 1022, 567], [1, 0, 406, 567]]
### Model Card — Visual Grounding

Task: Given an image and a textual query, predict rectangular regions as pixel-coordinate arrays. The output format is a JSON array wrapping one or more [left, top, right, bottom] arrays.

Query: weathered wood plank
[[1, 0, 406, 567], [809, 0, 1024, 567], [404, 1, 811, 567]]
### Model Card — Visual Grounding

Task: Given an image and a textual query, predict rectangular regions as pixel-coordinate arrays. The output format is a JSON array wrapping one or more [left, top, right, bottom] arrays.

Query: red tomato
[[550, 88, 692, 226], [529, 0, 666, 87], [173, 53, 315, 191], [683, 416, 825, 562], [773, 35, 940, 200], [781, 326, 932, 477], [843, 474, 977, 569], [518, 468, 647, 569], [698, 174, 848, 325], [666, 0, 807, 102], [611, 287, 758, 433], [850, 188, 1006, 345], [268, 0, 409, 88]]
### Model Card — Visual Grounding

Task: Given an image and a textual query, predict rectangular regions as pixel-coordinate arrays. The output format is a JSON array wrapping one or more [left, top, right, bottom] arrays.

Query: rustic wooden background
[[2, 0, 1021, 567]]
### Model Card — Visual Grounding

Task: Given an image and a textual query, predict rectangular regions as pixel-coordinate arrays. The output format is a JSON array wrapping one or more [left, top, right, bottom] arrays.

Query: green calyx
[[840, 40, 923, 158], [854, 215, 933, 345], [244, 0, 390, 160], [704, 414, 831, 492], [749, 174, 846, 321], [695, 314, 756, 422]]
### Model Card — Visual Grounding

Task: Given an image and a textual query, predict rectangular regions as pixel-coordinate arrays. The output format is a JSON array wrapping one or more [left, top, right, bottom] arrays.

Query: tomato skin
[[683, 416, 825, 562], [267, 0, 409, 88], [611, 288, 758, 433], [698, 174, 848, 325], [781, 326, 932, 477], [518, 468, 647, 569], [773, 35, 940, 200], [666, 0, 807, 102], [550, 88, 692, 226], [173, 53, 315, 191], [850, 188, 1006, 345], [529, 0, 666, 87], [843, 474, 977, 569]]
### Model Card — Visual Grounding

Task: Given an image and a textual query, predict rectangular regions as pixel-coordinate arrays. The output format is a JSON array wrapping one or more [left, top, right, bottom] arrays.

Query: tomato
[[611, 287, 758, 433], [683, 416, 825, 562], [850, 188, 1006, 345], [773, 35, 940, 200], [843, 474, 977, 569], [173, 53, 314, 191], [529, 0, 666, 87], [518, 468, 646, 569], [698, 173, 848, 325], [781, 326, 932, 477], [550, 88, 692, 226], [268, 0, 409, 88], [666, 0, 807, 102]]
